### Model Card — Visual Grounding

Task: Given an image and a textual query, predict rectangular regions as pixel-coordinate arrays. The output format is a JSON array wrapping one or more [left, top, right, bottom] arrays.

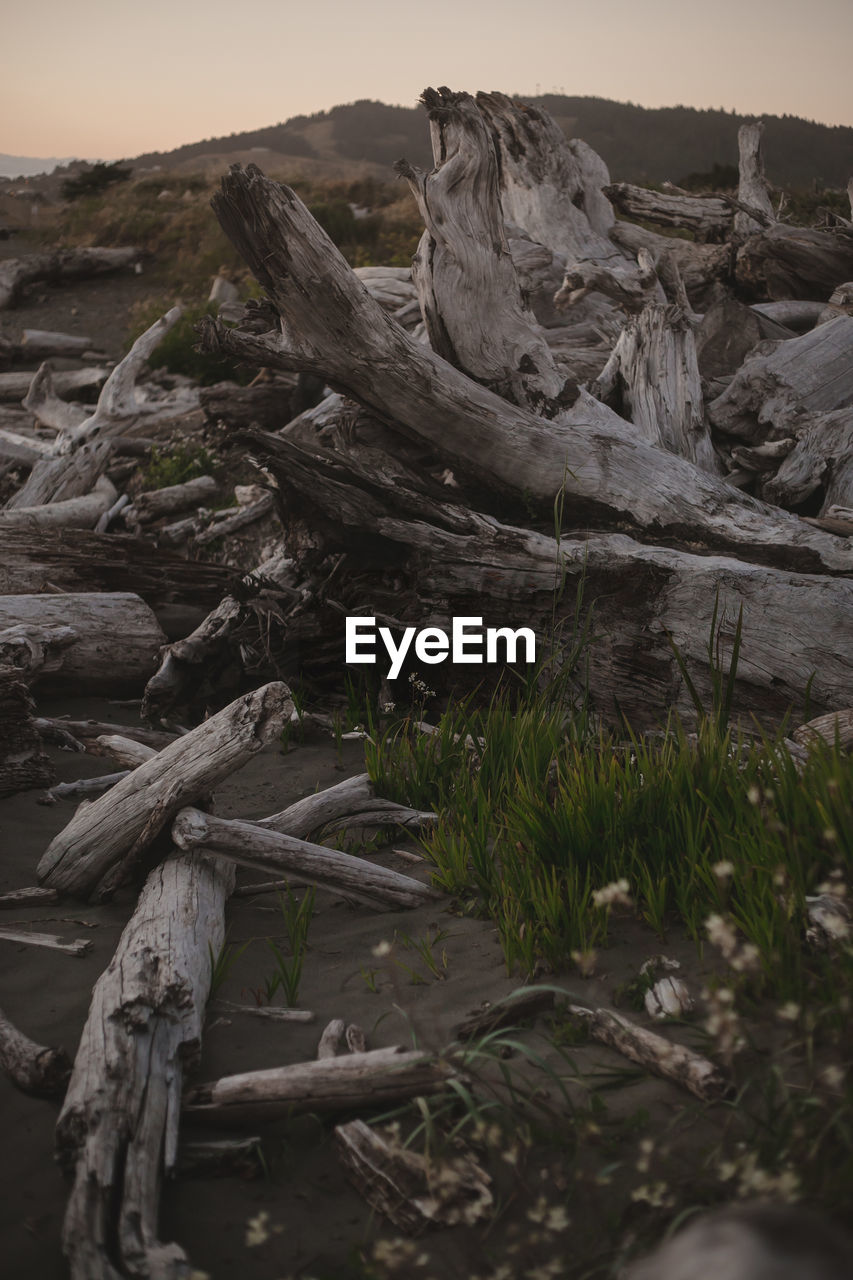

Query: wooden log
[[0, 474, 118, 529], [604, 182, 733, 239], [0, 669, 55, 796], [37, 682, 294, 898], [751, 300, 827, 332], [764, 409, 853, 515], [736, 225, 853, 302], [94, 734, 157, 768], [793, 708, 853, 750], [20, 329, 98, 359], [5, 439, 113, 509], [57, 851, 233, 1279], [317, 1019, 348, 1058], [193, 491, 275, 544], [0, 594, 166, 695], [171, 807, 439, 909], [733, 122, 775, 237], [608, 219, 735, 302], [592, 301, 720, 473], [0, 246, 140, 310], [198, 376, 299, 432], [0, 1005, 71, 1096], [0, 365, 108, 403], [44, 772, 130, 803], [0, 526, 233, 637], [21, 363, 92, 432], [709, 316, 853, 442], [204, 166, 851, 576], [0, 928, 93, 957], [210, 1000, 315, 1023], [0, 886, 60, 909], [334, 1118, 493, 1232], [0, 623, 78, 676], [182, 1045, 459, 1123], [258, 772, 436, 840], [177, 1137, 264, 1179], [568, 1004, 730, 1100], [454, 988, 556, 1041], [128, 474, 219, 524], [34, 717, 179, 751]]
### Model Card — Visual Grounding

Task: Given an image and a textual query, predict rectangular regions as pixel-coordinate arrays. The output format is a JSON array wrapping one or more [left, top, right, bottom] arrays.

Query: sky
[[3, 0, 852, 161]]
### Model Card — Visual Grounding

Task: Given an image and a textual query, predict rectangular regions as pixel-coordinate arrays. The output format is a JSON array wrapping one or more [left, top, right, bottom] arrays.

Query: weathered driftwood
[[44, 772, 130, 803], [210, 1000, 315, 1023], [0, 365, 108, 402], [193, 491, 275, 544], [19, 329, 98, 359], [0, 928, 93, 957], [736, 224, 853, 301], [126, 474, 218, 525], [183, 1045, 459, 1123], [605, 182, 733, 240], [317, 1019, 348, 1058], [34, 716, 179, 752], [5, 439, 113, 509], [764, 409, 853, 514], [0, 1005, 71, 1096], [0, 622, 78, 676], [733, 122, 775, 237], [0, 526, 233, 637], [0, 246, 140, 310], [0, 593, 165, 695], [454, 988, 557, 1041], [0, 886, 60, 909], [171, 807, 439, 909], [568, 1004, 730, 1100], [177, 1137, 264, 1179], [0, 669, 55, 795], [335, 1119, 493, 1232], [793, 707, 853, 750], [203, 165, 851, 576], [0, 474, 118, 529], [56, 851, 233, 1280], [259, 772, 436, 840], [93, 734, 157, 768], [751, 299, 827, 332], [199, 375, 300, 432], [37, 681, 294, 899]]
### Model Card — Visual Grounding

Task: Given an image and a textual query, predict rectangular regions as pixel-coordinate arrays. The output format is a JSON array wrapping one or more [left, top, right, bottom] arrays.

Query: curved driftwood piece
[[57, 851, 233, 1280], [259, 772, 436, 840], [0, 1005, 71, 1097], [182, 1045, 459, 1123], [204, 166, 851, 576], [568, 1004, 730, 1101], [37, 681, 294, 898], [0, 246, 140, 310], [0, 593, 165, 695], [793, 707, 853, 750], [171, 807, 439, 909]]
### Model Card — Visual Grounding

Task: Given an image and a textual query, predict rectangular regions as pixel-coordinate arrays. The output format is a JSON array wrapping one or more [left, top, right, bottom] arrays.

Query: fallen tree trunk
[[0, 1005, 71, 1096], [604, 182, 733, 240], [0, 474, 117, 529], [735, 225, 853, 301], [56, 851, 233, 1279], [0, 668, 54, 796], [203, 164, 851, 576], [19, 329, 99, 359], [126, 474, 219, 525], [37, 681, 293, 898], [0, 246, 140, 310], [258, 772, 436, 840], [0, 365, 108, 402], [171, 807, 439, 909], [182, 1045, 459, 1124], [0, 593, 165, 695]]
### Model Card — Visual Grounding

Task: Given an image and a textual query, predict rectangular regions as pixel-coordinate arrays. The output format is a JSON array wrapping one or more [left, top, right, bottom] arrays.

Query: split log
[[171, 807, 439, 909], [0, 594, 166, 695], [0, 668, 54, 796], [735, 225, 853, 302], [0, 246, 140, 310], [568, 1003, 730, 1101], [258, 772, 436, 840], [0, 1006, 71, 1096], [37, 682, 294, 898], [0, 928, 92, 957], [733, 122, 775, 237], [203, 166, 851, 575], [0, 365, 108, 403], [0, 474, 118, 529], [709, 315, 853, 442], [182, 1045, 459, 1124], [335, 1119, 493, 1232], [56, 851, 233, 1279], [0, 526, 233, 637], [127, 474, 218, 524], [604, 182, 733, 239]]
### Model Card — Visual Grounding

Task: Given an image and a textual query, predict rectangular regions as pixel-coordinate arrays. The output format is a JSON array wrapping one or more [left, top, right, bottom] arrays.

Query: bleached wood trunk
[[0, 474, 117, 529], [0, 593, 166, 694], [56, 851, 233, 1280], [126, 474, 218, 525], [171, 806, 438, 909], [0, 246, 140, 310], [258, 772, 436, 840], [605, 182, 733, 240], [5, 439, 113, 509], [182, 1046, 459, 1124], [734, 122, 776, 237], [203, 166, 851, 576], [37, 681, 294, 899], [19, 329, 98, 359]]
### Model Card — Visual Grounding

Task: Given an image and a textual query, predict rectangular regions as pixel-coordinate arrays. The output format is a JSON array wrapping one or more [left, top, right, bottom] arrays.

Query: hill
[[130, 95, 853, 189], [0, 153, 76, 180]]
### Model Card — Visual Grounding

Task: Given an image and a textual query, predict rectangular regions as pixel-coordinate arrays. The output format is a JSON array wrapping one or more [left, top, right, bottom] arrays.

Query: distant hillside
[[0, 153, 75, 180], [133, 96, 853, 189]]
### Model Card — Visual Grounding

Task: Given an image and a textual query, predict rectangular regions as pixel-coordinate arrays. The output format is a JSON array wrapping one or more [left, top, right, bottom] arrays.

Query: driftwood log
[[0, 246, 140, 310], [0, 1005, 71, 1096], [37, 681, 294, 898], [0, 667, 55, 795]]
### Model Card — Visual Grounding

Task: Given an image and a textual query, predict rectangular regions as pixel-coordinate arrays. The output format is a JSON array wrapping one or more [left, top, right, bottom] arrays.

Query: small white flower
[[245, 1211, 270, 1247], [372, 939, 392, 958], [777, 1001, 801, 1023], [712, 860, 735, 881]]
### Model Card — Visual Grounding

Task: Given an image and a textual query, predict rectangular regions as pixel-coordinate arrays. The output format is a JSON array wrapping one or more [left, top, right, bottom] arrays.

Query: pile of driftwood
[[1, 87, 853, 1275]]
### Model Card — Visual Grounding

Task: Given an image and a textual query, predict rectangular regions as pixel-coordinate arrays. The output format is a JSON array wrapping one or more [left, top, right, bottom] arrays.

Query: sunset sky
[[3, 0, 851, 160]]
